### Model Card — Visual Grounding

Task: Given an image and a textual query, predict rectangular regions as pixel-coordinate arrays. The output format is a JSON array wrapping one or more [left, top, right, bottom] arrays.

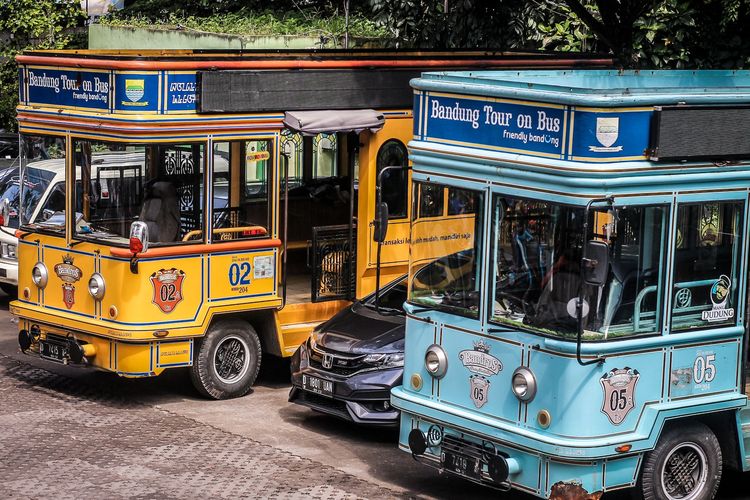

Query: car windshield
[[489, 196, 668, 341], [364, 278, 408, 313]]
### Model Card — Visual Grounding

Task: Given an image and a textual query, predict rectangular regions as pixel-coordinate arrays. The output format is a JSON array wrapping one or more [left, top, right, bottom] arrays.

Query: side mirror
[[373, 202, 389, 243], [582, 240, 609, 286], [0, 198, 9, 226], [129, 221, 149, 254]]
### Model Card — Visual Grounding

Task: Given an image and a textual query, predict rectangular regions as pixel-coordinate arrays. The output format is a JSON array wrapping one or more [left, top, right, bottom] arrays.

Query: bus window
[[671, 201, 744, 331], [17, 135, 65, 230], [212, 140, 272, 241], [281, 131, 303, 189], [489, 197, 667, 340], [72, 139, 205, 245], [376, 139, 408, 219], [448, 187, 476, 215], [313, 133, 337, 178], [418, 183, 444, 218], [408, 182, 483, 318]]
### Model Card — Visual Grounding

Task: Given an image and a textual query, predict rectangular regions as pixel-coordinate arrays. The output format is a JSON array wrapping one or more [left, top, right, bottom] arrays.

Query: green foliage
[[368, 0, 536, 49], [0, 0, 86, 131], [100, 9, 386, 39]]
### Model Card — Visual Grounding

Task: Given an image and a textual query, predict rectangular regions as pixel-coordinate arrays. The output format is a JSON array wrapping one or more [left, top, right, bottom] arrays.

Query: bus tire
[[637, 421, 722, 500], [190, 319, 261, 400]]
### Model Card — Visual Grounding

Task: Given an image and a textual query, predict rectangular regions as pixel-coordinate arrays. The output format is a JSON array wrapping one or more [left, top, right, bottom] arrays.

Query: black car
[[289, 276, 407, 426]]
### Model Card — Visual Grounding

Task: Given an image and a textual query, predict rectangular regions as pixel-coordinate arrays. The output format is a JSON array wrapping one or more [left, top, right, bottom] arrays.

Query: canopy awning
[[283, 109, 385, 136]]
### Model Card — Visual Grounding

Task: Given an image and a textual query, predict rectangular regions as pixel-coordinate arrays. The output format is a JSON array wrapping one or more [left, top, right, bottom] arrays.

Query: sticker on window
[[701, 275, 734, 322]]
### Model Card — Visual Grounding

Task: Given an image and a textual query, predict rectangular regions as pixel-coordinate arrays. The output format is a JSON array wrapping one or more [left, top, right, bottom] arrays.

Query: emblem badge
[[702, 274, 734, 322], [125, 79, 145, 102], [460, 340, 502, 409], [150, 268, 185, 313], [600, 367, 640, 425], [589, 117, 623, 152], [322, 353, 333, 369], [54, 254, 82, 309]]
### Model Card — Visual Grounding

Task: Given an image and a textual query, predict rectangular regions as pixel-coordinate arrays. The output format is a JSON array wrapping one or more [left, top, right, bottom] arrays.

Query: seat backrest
[[140, 181, 180, 242]]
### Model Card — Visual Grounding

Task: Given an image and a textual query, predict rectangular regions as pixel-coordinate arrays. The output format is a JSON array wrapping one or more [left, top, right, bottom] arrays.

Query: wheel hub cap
[[661, 443, 708, 500], [213, 336, 249, 384]]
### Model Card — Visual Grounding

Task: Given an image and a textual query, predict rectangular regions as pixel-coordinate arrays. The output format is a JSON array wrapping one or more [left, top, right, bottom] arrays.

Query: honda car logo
[[322, 354, 334, 369]]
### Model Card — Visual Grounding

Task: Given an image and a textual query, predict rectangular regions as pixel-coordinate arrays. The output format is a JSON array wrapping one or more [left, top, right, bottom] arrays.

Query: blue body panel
[[395, 70, 750, 498]]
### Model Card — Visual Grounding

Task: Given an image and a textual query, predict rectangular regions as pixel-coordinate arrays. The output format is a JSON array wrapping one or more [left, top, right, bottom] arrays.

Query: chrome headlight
[[88, 273, 105, 300], [424, 344, 448, 378], [364, 352, 404, 368], [511, 367, 537, 402], [31, 262, 48, 288]]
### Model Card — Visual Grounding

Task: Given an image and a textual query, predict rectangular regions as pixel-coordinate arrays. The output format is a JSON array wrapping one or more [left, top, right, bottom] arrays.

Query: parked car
[[289, 275, 407, 426]]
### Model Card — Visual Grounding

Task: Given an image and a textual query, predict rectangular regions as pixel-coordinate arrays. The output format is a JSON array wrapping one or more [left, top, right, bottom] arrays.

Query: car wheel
[[638, 422, 722, 500], [0, 283, 17, 298], [190, 319, 261, 400]]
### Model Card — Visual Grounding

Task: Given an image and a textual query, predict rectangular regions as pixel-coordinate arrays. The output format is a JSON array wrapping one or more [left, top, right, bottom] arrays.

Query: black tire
[[637, 422, 722, 500], [0, 283, 17, 298], [189, 319, 262, 400]]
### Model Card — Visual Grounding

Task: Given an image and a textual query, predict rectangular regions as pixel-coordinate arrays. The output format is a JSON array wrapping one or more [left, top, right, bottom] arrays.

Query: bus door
[[281, 109, 385, 304], [280, 130, 357, 303]]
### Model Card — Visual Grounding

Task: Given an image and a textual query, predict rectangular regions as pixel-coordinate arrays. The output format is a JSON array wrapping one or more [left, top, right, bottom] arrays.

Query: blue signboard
[[114, 73, 159, 112], [422, 94, 566, 158], [570, 109, 652, 160], [26, 68, 110, 110], [166, 73, 198, 112]]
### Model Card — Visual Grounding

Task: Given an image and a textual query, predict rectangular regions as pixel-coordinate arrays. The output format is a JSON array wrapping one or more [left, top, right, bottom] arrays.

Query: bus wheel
[[638, 422, 722, 500], [190, 319, 261, 400]]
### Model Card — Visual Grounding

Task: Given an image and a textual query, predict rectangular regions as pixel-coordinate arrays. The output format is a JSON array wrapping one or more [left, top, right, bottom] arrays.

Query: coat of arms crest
[[54, 254, 82, 309], [600, 367, 640, 425], [150, 268, 185, 313]]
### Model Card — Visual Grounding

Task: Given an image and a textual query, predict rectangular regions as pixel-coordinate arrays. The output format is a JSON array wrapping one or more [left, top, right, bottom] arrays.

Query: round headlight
[[511, 367, 537, 402], [88, 273, 105, 300], [424, 344, 448, 379], [31, 262, 48, 288]]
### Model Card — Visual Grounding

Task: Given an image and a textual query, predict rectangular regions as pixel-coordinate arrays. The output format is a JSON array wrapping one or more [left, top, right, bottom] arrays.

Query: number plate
[[302, 374, 334, 398], [39, 339, 67, 363], [442, 451, 481, 480]]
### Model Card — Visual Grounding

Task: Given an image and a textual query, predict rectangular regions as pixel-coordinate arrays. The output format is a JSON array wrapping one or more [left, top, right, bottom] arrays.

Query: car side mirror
[[583, 240, 609, 286], [373, 202, 389, 243]]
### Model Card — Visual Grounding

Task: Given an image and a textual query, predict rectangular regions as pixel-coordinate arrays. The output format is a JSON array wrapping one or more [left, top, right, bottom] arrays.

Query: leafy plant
[[0, 0, 86, 131]]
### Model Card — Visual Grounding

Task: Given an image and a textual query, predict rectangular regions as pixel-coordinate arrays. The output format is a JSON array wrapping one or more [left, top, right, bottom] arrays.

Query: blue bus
[[390, 70, 750, 499]]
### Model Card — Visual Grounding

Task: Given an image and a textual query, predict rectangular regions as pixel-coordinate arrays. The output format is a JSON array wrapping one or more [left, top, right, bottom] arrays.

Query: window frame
[[668, 199, 746, 334]]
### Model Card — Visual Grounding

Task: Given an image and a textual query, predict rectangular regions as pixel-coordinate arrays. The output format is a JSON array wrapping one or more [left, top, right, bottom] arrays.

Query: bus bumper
[[397, 411, 641, 499], [17, 318, 193, 378]]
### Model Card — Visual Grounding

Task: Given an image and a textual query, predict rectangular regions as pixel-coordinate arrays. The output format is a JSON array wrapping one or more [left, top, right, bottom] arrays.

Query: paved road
[[0, 293, 746, 499]]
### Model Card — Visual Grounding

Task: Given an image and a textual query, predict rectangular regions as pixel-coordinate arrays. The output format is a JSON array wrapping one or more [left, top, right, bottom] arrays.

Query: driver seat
[[139, 181, 180, 242]]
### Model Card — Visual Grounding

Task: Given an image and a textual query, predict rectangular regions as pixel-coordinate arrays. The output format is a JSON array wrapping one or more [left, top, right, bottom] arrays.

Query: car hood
[[315, 302, 405, 354]]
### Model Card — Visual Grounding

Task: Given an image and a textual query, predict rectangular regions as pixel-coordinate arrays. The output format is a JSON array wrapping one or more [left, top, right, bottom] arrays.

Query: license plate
[[442, 451, 481, 480], [39, 339, 67, 363], [302, 374, 334, 398]]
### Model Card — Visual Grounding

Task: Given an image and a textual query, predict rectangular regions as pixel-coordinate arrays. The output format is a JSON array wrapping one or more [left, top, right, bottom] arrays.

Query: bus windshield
[[489, 196, 667, 341]]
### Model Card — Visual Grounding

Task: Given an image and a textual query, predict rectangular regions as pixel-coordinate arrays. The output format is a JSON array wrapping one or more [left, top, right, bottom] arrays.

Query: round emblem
[[426, 425, 443, 447]]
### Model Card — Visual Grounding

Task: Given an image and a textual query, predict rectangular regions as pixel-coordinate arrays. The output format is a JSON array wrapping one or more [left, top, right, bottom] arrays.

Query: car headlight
[[363, 352, 404, 367], [31, 262, 48, 288], [1, 243, 16, 259], [511, 367, 537, 402], [424, 344, 448, 378], [88, 273, 105, 300]]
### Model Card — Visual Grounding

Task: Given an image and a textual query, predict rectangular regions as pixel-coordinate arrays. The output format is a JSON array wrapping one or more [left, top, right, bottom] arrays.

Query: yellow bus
[[12, 49, 610, 398]]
